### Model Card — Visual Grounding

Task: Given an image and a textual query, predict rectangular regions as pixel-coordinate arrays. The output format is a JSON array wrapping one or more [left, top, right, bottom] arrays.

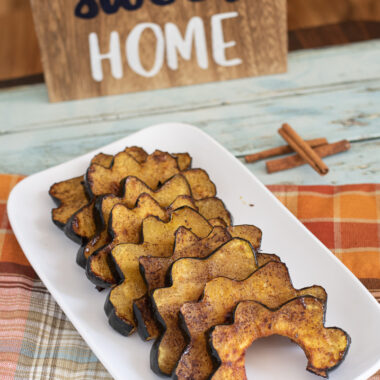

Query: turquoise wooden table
[[1, 40, 379, 184]]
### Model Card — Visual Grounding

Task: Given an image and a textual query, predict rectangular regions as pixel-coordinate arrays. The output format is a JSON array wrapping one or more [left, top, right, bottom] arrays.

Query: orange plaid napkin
[[0, 175, 35, 278], [0, 174, 379, 379], [270, 184, 380, 283]]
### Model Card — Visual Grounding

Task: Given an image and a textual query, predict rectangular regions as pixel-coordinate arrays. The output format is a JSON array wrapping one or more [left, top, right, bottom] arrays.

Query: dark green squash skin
[[49, 191, 66, 230], [103, 252, 143, 336], [50, 213, 65, 230], [83, 163, 99, 201], [134, 261, 155, 340], [171, 310, 195, 380], [84, 205, 125, 288], [207, 296, 351, 380], [49, 178, 90, 232], [149, 238, 259, 378], [73, 194, 114, 269], [85, 252, 113, 288], [85, 238, 123, 288], [104, 290, 135, 337], [133, 296, 158, 341], [76, 245, 87, 268], [75, 183, 127, 270], [150, 291, 172, 377], [148, 243, 188, 376], [93, 194, 110, 230], [63, 201, 93, 245]]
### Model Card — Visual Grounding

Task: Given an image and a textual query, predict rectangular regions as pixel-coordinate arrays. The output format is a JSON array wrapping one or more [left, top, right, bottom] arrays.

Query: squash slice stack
[[151, 238, 259, 376], [50, 146, 147, 235], [137, 224, 271, 341], [50, 152, 114, 230], [85, 181, 231, 288], [48, 145, 350, 379], [105, 207, 213, 336]]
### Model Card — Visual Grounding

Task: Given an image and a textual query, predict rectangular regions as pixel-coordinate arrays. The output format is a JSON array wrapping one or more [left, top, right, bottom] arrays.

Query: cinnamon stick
[[244, 138, 328, 163], [266, 140, 351, 174], [278, 123, 329, 175]]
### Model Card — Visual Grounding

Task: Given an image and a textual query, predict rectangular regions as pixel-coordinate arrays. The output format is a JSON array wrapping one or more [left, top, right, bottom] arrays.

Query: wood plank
[[2, 39, 380, 132], [243, 139, 380, 185], [1, 43, 379, 154], [1, 72, 380, 160], [289, 21, 380, 51], [1, 0, 380, 83], [30, 0, 287, 101], [1, 75, 380, 155], [0, 0, 42, 81], [2, 134, 378, 185], [1, 40, 379, 185], [288, 0, 380, 30]]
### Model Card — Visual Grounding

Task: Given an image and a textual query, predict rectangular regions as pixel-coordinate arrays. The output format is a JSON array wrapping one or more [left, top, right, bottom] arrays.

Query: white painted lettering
[[126, 23, 165, 77], [165, 17, 208, 70], [89, 31, 123, 81], [211, 12, 242, 67]]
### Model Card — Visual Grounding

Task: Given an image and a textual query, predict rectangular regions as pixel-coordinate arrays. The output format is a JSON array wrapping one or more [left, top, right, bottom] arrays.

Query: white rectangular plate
[[8, 123, 380, 380]]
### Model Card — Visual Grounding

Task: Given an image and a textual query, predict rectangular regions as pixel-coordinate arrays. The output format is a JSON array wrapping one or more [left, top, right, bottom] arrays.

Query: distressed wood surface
[[0, 40, 379, 185], [1, 0, 379, 84], [0, 0, 42, 81], [30, 0, 287, 101]]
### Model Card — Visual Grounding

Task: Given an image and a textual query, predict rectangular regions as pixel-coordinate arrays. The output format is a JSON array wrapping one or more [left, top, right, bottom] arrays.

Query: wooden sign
[[31, 0, 287, 102]]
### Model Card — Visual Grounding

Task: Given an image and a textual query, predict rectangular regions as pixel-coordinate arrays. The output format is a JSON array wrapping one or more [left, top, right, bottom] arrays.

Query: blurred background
[[1, 0, 380, 86]]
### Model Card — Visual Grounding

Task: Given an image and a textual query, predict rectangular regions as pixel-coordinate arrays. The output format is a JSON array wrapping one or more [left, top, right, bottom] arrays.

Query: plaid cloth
[[0, 174, 379, 379]]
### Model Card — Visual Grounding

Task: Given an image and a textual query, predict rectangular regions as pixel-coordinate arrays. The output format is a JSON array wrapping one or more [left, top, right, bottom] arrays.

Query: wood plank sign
[[30, 0, 287, 102]]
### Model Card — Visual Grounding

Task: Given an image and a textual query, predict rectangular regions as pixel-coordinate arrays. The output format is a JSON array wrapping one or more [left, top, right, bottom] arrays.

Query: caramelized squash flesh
[[49, 152, 113, 230], [151, 238, 258, 376], [104, 207, 213, 335], [176, 261, 327, 380], [137, 224, 264, 341], [61, 147, 148, 241], [209, 297, 350, 379], [86, 150, 180, 197], [74, 168, 220, 266], [86, 193, 231, 287]]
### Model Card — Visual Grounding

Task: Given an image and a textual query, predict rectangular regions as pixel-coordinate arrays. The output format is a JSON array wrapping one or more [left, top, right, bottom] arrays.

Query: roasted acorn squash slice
[[136, 226, 232, 340], [104, 207, 213, 336], [209, 296, 350, 379], [73, 168, 219, 265], [136, 224, 264, 340], [85, 150, 180, 197], [85, 192, 231, 287], [49, 153, 113, 230], [150, 238, 258, 376], [176, 261, 327, 380], [81, 174, 192, 262]]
